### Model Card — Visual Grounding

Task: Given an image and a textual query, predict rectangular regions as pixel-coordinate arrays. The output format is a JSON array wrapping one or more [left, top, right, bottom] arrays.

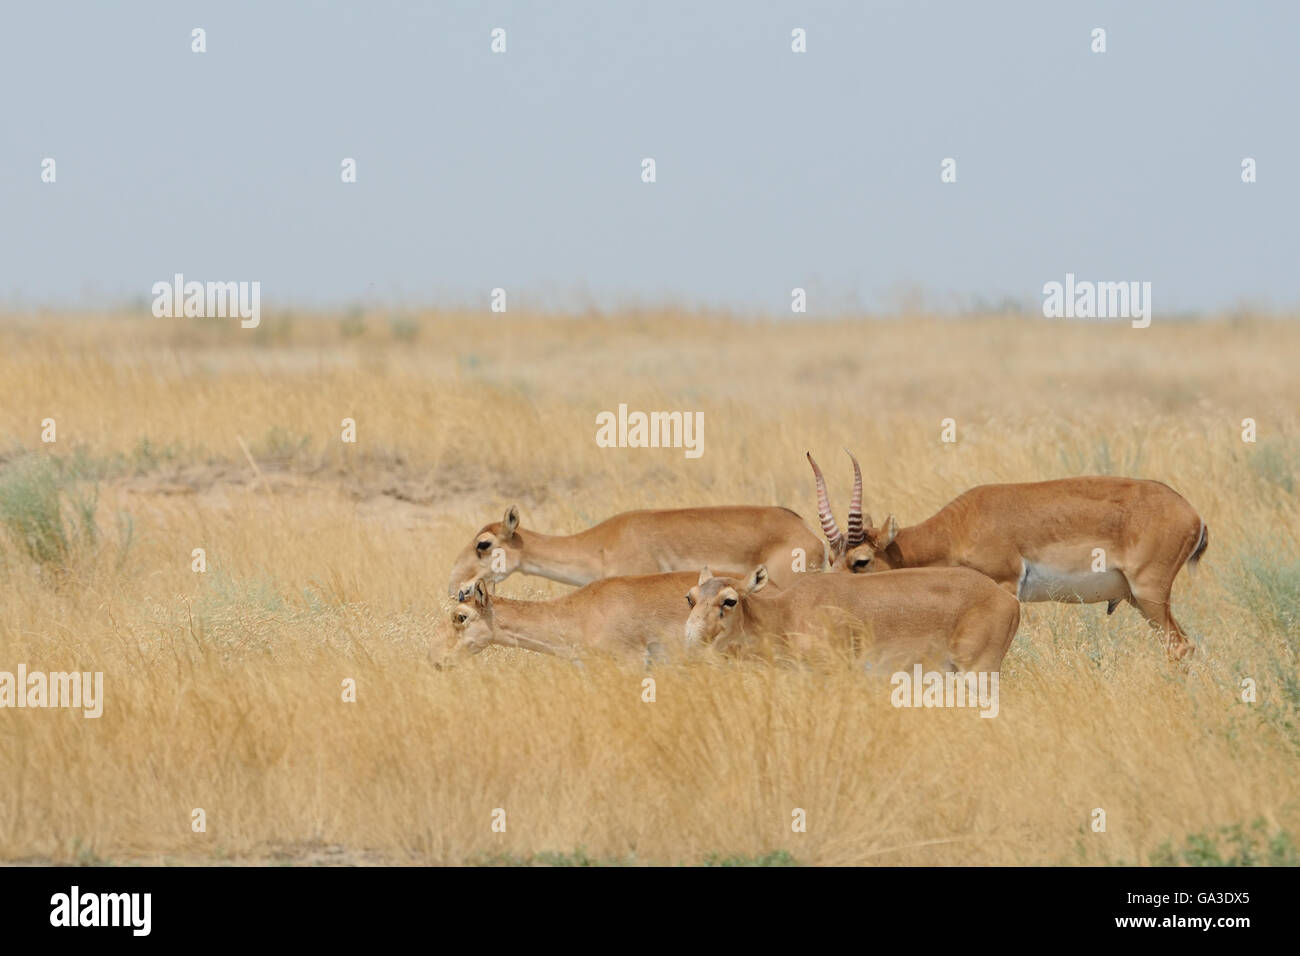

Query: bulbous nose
[[683, 616, 709, 650]]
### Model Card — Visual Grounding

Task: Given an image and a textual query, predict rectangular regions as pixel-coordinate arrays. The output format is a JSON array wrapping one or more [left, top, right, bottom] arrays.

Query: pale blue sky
[[2, 1, 1296, 314]]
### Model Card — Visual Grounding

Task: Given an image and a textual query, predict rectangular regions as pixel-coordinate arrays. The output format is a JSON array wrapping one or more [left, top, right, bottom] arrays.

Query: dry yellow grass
[[0, 309, 1297, 865]]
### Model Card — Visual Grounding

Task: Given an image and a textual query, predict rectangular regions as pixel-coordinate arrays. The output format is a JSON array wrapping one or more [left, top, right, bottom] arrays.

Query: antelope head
[[449, 578, 495, 654], [446, 505, 523, 597], [807, 450, 900, 573], [684, 565, 769, 653]]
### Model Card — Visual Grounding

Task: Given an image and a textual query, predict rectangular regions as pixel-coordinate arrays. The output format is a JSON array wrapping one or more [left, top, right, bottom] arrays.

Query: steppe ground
[[0, 309, 1297, 866]]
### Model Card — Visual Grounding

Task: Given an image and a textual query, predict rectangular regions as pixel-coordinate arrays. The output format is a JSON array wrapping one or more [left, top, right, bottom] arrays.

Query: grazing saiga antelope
[[684, 565, 1020, 673], [448, 570, 738, 663], [446, 504, 824, 598], [806, 451, 1208, 659]]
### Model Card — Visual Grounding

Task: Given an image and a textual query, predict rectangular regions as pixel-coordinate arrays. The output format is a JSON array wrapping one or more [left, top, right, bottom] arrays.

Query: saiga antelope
[[806, 451, 1208, 659], [684, 565, 1020, 673], [448, 570, 745, 663], [447, 504, 824, 598]]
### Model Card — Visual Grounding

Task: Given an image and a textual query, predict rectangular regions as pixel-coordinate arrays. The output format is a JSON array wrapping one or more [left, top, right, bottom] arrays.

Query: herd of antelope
[[446, 452, 1208, 674]]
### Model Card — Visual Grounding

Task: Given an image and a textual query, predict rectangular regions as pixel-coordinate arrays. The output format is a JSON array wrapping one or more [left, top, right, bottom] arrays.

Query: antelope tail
[[1186, 522, 1209, 572]]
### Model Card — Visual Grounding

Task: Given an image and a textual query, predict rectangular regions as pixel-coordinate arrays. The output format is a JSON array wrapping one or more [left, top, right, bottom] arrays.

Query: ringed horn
[[806, 450, 869, 553]]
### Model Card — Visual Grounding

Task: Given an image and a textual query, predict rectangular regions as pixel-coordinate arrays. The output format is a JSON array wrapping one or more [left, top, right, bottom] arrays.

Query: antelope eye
[[721, 596, 737, 609], [454, 612, 469, 625], [686, 594, 696, 607], [476, 540, 492, 553], [852, 558, 870, 570]]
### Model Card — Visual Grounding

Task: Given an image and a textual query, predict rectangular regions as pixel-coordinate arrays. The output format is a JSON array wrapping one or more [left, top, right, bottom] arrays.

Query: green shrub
[[0, 454, 97, 566], [702, 849, 798, 867], [1249, 440, 1298, 495], [1149, 819, 1298, 866], [1227, 547, 1300, 642]]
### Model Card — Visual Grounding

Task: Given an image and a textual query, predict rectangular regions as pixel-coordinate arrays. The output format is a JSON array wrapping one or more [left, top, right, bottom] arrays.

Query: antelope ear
[[698, 566, 714, 585], [457, 573, 490, 602], [881, 515, 898, 547], [501, 505, 520, 537], [473, 578, 493, 608], [746, 565, 770, 594]]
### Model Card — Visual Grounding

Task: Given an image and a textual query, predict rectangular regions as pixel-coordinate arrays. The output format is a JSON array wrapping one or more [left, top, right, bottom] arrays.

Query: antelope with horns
[[684, 565, 1020, 673], [448, 570, 745, 664], [447, 504, 825, 598], [806, 451, 1208, 660]]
